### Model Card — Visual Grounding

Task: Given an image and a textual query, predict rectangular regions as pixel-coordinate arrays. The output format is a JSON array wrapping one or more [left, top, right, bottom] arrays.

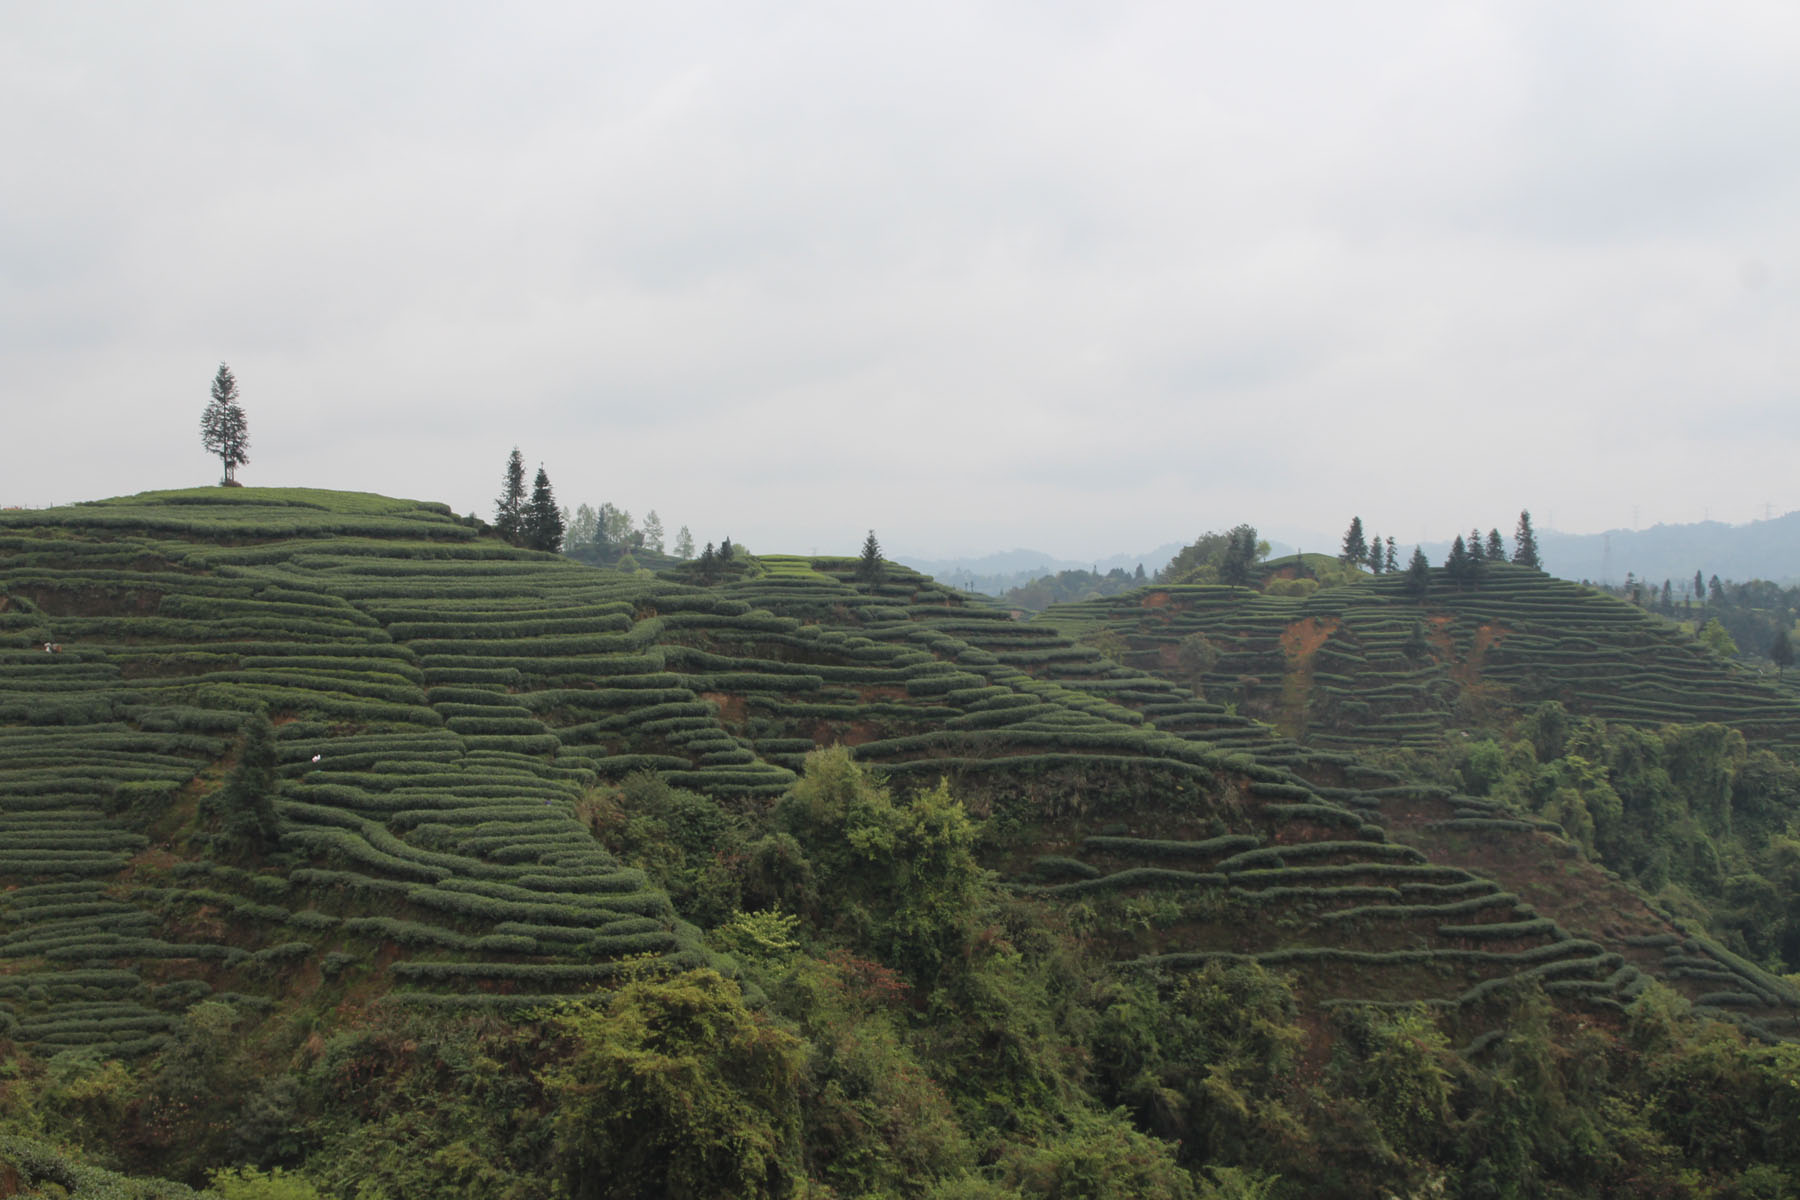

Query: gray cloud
[[4, 2, 1797, 560]]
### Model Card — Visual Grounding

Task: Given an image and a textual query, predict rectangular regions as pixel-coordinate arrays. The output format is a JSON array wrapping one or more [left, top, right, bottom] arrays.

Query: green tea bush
[[1080, 833, 1261, 860], [1030, 867, 1227, 897], [1028, 856, 1101, 881], [341, 916, 477, 949]]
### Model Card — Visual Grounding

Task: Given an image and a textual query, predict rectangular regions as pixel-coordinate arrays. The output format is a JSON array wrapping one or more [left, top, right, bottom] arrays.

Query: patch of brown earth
[[1272, 617, 1340, 738], [857, 685, 908, 702], [1280, 617, 1340, 659], [814, 720, 883, 747], [1449, 622, 1511, 687], [699, 692, 747, 727]]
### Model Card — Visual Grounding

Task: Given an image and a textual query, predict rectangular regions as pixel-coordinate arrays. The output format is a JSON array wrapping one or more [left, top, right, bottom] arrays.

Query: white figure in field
[[311, 754, 322, 764]]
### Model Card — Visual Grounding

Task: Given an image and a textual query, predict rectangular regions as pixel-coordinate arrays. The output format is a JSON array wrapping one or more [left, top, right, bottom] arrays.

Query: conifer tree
[[1468, 529, 1485, 562], [719, 537, 735, 562], [1405, 547, 1430, 598], [1365, 531, 1383, 573], [216, 713, 279, 852], [1220, 525, 1260, 587], [857, 530, 885, 583], [495, 448, 527, 545], [698, 542, 718, 583], [200, 362, 250, 484], [522, 466, 564, 552], [1772, 630, 1794, 680], [1446, 535, 1473, 588], [1340, 517, 1367, 566], [1511, 510, 1540, 569], [1405, 619, 1431, 658], [1486, 529, 1505, 561], [1385, 537, 1398, 574], [1694, 570, 1706, 603]]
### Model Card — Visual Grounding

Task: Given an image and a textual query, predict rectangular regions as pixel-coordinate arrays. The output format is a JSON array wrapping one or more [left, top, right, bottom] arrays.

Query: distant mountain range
[[901, 511, 1800, 598]]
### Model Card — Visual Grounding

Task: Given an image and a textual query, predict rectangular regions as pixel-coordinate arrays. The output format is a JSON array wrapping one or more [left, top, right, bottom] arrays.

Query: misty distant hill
[[895, 545, 1185, 595], [899, 539, 1298, 595], [1420, 512, 1800, 587]]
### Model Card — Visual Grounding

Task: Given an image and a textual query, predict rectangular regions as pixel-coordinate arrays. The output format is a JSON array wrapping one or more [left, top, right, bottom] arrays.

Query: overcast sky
[[4, 2, 1797, 558]]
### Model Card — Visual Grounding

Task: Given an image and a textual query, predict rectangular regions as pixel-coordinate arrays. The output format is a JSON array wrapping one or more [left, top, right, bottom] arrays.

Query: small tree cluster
[[1340, 518, 1400, 574], [1160, 525, 1266, 587], [560, 501, 678, 564], [493, 448, 563, 552], [1408, 509, 1541, 589], [1218, 524, 1262, 587]]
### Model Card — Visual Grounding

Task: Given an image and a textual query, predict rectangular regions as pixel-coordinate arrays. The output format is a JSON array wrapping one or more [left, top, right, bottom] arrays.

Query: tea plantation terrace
[[1, 489, 1794, 1061]]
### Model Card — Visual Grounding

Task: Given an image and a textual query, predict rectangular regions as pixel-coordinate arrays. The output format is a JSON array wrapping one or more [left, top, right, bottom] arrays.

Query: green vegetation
[[858, 529, 885, 584], [1513, 509, 1540, 569], [1449, 705, 1800, 973], [523, 466, 563, 553], [200, 363, 250, 486], [494, 447, 526, 544], [5, 488, 1800, 1196], [1160, 525, 1266, 588], [1001, 567, 1143, 614]]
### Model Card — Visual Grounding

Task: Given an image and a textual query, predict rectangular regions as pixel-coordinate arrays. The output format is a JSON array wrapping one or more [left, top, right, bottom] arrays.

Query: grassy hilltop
[[4, 489, 1800, 1197]]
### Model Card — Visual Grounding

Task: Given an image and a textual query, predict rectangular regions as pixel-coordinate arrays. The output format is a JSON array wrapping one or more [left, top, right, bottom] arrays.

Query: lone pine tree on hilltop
[[200, 362, 250, 484], [857, 530, 885, 583]]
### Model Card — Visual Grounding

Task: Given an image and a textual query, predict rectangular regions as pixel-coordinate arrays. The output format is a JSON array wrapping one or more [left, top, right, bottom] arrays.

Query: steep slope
[[1037, 562, 1800, 754], [700, 560, 1800, 1041], [2, 491, 1796, 1075], [0, 490, 718, 1058]]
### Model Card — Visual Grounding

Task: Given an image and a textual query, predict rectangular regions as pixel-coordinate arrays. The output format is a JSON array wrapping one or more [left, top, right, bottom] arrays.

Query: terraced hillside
[[714, 562, 1800, 1043], [2, 491, 1796, 1073], [1037, 563, 1800, 755]]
